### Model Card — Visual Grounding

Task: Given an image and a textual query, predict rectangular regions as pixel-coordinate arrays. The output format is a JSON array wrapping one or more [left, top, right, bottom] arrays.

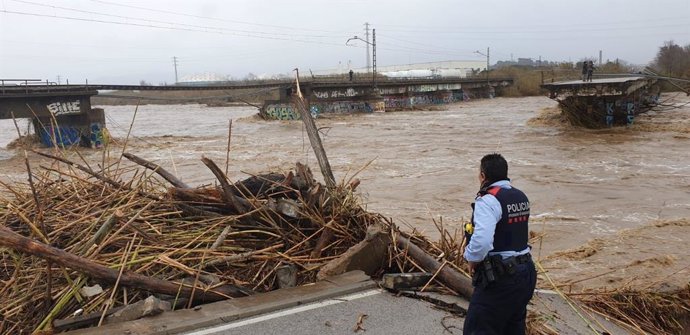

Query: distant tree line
[[651, 41, 690, 79]]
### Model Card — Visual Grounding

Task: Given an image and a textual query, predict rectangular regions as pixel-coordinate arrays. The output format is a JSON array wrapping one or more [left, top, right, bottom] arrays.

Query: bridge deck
[[541, 76, 655, 98], [541, 76, 646, 88], [0, 77, 513, 96]]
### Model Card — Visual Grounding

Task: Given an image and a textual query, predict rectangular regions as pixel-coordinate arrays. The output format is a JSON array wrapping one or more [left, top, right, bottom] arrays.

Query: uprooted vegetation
[[0, 145, 476, 334], [0, 149, 376, 333]]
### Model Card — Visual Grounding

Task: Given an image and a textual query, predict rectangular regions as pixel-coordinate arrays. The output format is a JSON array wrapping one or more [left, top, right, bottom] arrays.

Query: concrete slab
[[62, 271, 376, 335], [62, 273, 636, 335], [182, 289, 466, 335], [166, 288, 639, 335]]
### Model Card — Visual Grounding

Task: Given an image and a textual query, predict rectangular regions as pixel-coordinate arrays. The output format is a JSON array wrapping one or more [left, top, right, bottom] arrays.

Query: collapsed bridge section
[[541, 76, 660, 128]]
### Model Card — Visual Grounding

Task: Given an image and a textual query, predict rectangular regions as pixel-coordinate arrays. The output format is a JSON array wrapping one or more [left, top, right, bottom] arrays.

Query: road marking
[[184, 289, 383, 335]]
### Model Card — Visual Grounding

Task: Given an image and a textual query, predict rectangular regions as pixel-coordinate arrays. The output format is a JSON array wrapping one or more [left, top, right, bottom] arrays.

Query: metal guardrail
[[1, 79, 60, 94]]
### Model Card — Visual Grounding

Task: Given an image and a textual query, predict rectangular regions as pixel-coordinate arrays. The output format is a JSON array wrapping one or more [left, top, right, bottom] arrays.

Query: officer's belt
[[489, 253, 532, 265], [508, 253, 532, 265]]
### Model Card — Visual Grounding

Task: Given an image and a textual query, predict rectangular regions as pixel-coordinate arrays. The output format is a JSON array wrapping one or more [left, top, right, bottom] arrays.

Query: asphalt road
[[183, 289, 466, 335]]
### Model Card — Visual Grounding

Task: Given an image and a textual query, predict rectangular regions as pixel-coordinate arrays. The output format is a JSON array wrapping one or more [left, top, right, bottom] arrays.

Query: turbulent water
[[1, 95, 689, 288]]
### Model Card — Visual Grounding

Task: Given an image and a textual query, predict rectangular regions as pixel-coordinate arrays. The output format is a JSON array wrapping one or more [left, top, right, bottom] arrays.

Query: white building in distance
[[314, 60, 487, 78]]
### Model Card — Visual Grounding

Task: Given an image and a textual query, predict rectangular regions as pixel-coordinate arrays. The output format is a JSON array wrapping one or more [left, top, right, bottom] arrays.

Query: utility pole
[[372, 28, 377, 88], [346, 29, 377, 88], [475, 47, 489, 85], [474, 47, 490, 96], [172, 56, 179, 83], [486, 47, 490, 85], [364, 22, 371, 73]]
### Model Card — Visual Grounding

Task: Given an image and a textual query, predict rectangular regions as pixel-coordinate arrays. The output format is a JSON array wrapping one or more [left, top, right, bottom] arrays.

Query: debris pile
[[0, 150, 382, 334], [575, 287, 690, 334]]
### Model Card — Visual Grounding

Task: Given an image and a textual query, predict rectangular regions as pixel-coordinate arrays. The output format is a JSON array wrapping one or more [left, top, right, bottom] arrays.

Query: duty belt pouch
[[503, 257, 518, 275], [472, 258, 497, 289], [489, 255, 506, 277]]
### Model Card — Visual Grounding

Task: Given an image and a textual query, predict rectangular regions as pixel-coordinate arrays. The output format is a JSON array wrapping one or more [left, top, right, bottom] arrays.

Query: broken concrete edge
[[316, 223, 391, 280], [62, 270, 375, 335]]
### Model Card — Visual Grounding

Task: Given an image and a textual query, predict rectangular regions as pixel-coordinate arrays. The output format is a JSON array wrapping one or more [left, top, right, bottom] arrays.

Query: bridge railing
[[0, 79, 60, 94]]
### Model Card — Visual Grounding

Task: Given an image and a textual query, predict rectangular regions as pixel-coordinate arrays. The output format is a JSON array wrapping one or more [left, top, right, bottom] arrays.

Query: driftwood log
[[0, 226, 245, 303], [201, 156, 250, 213], [292, 70, 336, 189], [123, 152, 189, 189], [396, 235, 474, 299]]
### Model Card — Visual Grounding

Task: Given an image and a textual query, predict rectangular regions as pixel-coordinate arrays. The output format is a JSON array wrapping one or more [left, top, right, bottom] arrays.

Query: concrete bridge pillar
[[33, 107, 107, 148], [0, 89, 106, 148]]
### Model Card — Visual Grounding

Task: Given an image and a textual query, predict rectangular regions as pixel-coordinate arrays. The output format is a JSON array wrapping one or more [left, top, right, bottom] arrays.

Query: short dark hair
[[480, 153, 508, 184]]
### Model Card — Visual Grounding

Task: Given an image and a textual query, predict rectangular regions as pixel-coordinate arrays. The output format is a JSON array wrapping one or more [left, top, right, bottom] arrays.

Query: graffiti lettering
[[47, 101, 81, 116], [313, 88, 359, 99], [264, 104, 300, 120]]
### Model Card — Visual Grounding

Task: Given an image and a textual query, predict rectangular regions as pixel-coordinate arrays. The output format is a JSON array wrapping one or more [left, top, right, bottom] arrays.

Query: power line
[[376, 34, 477, 55], [374, 16, 689, 30], [0, 40, 291, 61], [374, 42, 477, 58], [89, 0, 351, 34], [368, 22, 690, 35], [9, 0, 349, 39], [0, 9, 361, 48]]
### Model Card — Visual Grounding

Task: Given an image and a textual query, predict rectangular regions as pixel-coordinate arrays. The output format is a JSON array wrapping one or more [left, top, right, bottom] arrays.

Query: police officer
[[463, 153, 537, 335]]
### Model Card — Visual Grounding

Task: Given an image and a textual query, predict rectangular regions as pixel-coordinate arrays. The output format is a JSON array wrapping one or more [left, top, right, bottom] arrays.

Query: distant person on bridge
[[349, 69, 354, 81], [582, 61, 589, 82], [462, 153, 537, 335], [587, 60, 595, 82]]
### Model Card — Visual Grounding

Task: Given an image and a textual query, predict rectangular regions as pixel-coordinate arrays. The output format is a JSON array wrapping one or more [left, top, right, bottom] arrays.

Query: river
[[1, 94, 689, 289]]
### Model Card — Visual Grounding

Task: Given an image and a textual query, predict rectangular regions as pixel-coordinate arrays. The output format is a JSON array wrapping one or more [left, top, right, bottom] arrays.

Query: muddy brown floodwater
[[1, 94, 689, 290]]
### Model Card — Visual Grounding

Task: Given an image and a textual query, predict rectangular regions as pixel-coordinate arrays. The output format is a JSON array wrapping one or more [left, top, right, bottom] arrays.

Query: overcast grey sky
[[1, 0, 689, 84]]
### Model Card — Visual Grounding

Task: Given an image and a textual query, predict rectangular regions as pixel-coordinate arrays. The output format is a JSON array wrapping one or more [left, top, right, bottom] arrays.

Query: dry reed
[[0, 148, 377, 334]]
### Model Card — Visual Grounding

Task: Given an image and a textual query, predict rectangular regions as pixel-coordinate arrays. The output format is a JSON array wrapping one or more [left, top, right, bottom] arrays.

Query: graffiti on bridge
[[47, 100, 81, 116], [383, 91, 464, 108], [263, 100, 382, 120], [37, 123, 108, 148], [264, 103, 301, 120], [38, 125, 81, 147], [90, 123, 109, 148], [313, 88, 358, 99]]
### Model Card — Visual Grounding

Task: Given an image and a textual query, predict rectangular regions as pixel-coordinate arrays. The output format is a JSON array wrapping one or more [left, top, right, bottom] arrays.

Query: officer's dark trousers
[[463, 261, 537, 335]]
